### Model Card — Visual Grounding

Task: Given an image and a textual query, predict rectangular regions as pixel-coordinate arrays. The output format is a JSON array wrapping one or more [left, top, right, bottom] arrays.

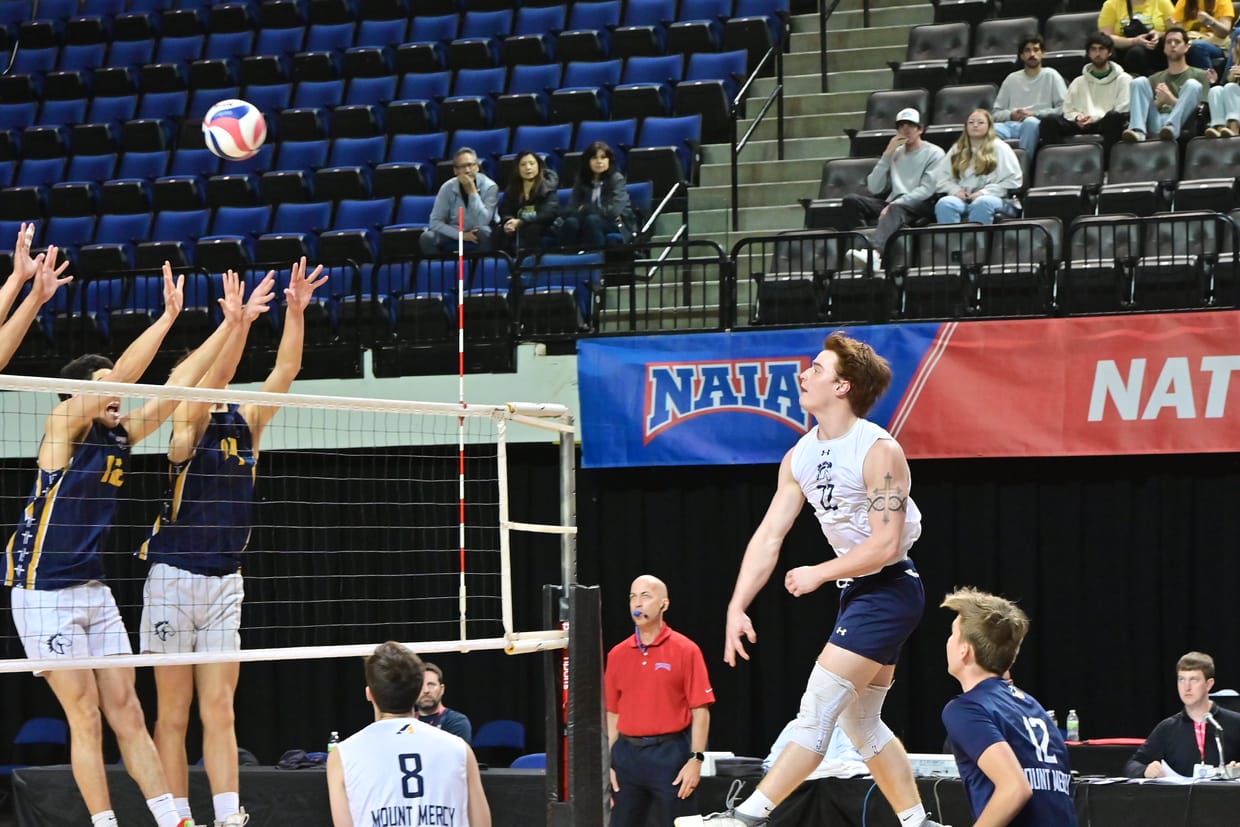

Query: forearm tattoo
[[867, 472, 908, 525]]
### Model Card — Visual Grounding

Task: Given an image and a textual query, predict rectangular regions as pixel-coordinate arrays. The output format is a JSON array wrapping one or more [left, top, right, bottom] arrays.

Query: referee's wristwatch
[[690, 752, 705, 762]]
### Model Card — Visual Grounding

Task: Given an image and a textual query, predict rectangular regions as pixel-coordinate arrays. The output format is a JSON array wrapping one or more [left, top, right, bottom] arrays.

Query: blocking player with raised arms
[[0, 226, 72, 370], [137, 258, 324, 827], [5, 264, 264, 827], [327, 641, 492, 827], [677, 331, 943, 827], [941, 588, 1077, 827]]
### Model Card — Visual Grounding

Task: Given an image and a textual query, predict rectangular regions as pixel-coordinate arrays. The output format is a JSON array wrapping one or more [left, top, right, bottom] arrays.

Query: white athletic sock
[[213, 791, 241, 821], [174, 797, 193, 819], [735, 790, 776, 818], [90, 810, 119, 827], [896, 803, 927, 825], [147, 793, 183, 827]]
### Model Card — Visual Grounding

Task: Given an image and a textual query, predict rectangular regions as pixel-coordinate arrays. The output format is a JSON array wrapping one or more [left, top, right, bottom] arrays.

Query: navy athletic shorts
[[827, 558, 924, 665]]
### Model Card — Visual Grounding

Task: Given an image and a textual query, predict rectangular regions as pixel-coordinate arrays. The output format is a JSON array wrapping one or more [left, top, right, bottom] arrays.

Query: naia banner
[[577, 312, 1240, 467]]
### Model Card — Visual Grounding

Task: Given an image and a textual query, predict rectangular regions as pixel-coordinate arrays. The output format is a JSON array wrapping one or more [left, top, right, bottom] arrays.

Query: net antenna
[[0, 373, 574, 674]]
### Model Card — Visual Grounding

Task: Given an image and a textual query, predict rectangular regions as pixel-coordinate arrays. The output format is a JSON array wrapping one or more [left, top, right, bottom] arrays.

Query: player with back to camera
[[328, 642, 492, 827], [137, 258, 326, 827], [5, 264, 269, 827], [676, 331, 945, 827]]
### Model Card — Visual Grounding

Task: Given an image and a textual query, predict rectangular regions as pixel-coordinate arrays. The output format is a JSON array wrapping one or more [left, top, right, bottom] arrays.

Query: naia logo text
[[644, 358, 811, 443]]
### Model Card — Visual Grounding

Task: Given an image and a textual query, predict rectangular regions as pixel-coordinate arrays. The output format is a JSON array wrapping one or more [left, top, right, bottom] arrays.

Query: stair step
[[689, 179, 820, 209], [700, 135, 851, 166], [738, 111, 862, 140]]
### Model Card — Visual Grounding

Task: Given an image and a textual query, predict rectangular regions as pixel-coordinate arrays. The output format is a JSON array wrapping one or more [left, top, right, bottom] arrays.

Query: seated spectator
[[557, 142, 635, 251], [934, 110, 1022, 225], [1206, 31, 1240, 134], [499, 151, 560, 254], [841, 107, 946, 273], [1041, 31, 1133, 161], [1099, 0, 1176, 76], [419, 147, 499, 256], [992, 35, 1068, 162], [1172, 0, 1234, 69], [1124, 26, 1213, 142]]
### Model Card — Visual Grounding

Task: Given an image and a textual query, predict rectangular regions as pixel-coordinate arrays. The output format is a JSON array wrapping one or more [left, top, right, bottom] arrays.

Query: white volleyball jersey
[[789, 418, 922, 562], [339, 717, 471, 827]]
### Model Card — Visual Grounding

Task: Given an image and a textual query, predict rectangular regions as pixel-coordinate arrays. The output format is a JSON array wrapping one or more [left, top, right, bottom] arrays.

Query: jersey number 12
[[1021, 717, 1059, 765]]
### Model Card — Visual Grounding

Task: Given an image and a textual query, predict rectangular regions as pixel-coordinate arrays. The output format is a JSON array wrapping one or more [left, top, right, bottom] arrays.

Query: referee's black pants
[[610, 731, 696, 826]]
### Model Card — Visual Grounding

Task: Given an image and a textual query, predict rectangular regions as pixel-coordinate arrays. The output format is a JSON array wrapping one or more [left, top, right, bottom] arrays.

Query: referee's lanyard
[[423, 710, 447, 729], [634, 626, 648, 656]]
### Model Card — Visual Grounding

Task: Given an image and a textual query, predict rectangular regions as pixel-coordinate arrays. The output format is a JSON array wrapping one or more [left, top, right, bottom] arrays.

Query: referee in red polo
[[606, 574, 715, 826]]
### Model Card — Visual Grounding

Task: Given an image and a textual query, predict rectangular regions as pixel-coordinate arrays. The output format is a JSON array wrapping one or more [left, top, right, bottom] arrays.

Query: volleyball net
[[0, 373, 575, 674]]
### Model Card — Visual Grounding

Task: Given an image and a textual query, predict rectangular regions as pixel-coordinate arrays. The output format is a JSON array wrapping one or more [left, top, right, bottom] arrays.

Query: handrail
[[730, 43, 785, 230], [820, 0, 843, 93]]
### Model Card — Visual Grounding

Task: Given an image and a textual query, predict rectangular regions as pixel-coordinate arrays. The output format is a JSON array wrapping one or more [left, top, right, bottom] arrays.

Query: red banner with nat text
[[891, 311, 1240, 458]]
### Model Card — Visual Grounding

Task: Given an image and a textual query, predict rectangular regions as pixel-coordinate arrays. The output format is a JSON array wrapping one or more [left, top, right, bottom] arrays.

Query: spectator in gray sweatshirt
[[842, 108, 946, 274], [993, 35, 1068, 162]]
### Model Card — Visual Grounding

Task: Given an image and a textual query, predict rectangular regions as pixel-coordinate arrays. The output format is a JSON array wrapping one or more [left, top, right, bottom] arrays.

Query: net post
[[542, 583, 566, 816], [565, 584, 606, 822], [559, 422, 577, 588]]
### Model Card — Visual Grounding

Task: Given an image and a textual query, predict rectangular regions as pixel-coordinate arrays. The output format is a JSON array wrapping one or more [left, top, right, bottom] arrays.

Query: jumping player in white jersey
[[327, 642, 492, 827], [676, 331, 944, 827]]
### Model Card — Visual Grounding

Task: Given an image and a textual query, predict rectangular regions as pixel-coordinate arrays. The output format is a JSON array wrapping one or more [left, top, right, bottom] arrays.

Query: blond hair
[[942, 587, 1030, 675], [950, 110, 999, 181]]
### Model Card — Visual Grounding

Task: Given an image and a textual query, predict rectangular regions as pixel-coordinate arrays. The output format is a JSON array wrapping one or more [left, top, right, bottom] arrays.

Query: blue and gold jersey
[[139, 405, 256, 576], [6, 422, 131, 590]]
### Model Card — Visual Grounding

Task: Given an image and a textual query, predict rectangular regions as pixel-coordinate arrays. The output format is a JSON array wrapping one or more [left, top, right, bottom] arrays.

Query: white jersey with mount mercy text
[[790, 418, 922, 563], [339, 717, 471, 827]]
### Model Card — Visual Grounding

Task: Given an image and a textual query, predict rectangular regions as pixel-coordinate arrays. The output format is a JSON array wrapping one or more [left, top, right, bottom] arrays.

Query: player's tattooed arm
[[866, 470, 909, 526]]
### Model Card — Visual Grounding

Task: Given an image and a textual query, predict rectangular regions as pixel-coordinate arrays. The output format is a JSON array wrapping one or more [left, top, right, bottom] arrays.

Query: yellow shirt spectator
[[1099, 0, 1177, 36], [1173, 0, 1235, 47]]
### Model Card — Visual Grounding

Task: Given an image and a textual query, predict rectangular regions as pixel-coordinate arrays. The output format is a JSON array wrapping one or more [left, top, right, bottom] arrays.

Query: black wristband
[[690, 752, 705, 762]]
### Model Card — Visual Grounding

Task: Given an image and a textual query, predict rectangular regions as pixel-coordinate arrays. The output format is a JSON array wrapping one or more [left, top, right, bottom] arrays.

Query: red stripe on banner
[[896, 311, 1240, 459]]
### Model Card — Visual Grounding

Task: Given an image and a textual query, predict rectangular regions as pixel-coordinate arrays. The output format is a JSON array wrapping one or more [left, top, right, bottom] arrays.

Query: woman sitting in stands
[[1171, 0, 1234, 70], [933, 109, 1023, 225], [557, 141, 635, 251], [1098, 0, 1176, 76], [499, 150, 560, 254]]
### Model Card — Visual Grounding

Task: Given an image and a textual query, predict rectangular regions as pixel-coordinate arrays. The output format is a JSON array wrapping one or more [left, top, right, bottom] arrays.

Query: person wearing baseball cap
[[841, 108, 945, 275]]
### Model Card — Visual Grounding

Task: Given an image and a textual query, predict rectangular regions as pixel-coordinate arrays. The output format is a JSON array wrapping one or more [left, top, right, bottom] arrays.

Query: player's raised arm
[[0, 242, 71, 371], [0, 223, 44, 321], [164, 270, 275, 464], [243, 256, 328, 445], [724, 448, 805, 666]]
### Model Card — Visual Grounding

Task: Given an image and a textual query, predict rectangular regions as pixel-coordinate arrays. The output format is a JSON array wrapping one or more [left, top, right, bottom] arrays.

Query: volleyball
[[202, 99, 267, 161]]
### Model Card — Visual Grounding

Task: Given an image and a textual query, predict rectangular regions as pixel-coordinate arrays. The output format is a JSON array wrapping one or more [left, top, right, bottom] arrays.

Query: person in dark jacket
[[1125, 651, 1240, 778], [558, 141, 634, 251], [499, 151, 560, 254]]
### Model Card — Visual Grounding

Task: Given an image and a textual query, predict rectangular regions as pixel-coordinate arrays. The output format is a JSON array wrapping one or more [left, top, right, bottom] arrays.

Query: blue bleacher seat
[[448, 9, 512, 70], [449, 126, 509, 179], [614, 54, 684, 120], [503, 5, 567, 66], [329, 136, 386, 167], [628, 113, 701, 198], [305, 21, 356, 53], [558, 0, 623, 62], [257, 200, 333, 260], [347, 75, 398, 106], [519, 252, 602, 335], [116, 150, 170, 180], [136, 207, 211, 267], [189, 87, 241, 121], [356, 18, 407, 48], [138, 90, 189, 120], [0, 103, 39, 133], [16, 157, 68, 188], [87, 95, 140, 125], [274, 139, 330, 172], [442, 67, 506, 132], [294, 79, 347, 108], [666, 0, 732, 54], [496, 63, 562, 128], [551, 59, 622, 123], [242, 84, 294, 117], [388, 131, 448, 166], [60, 43, 108, 72], [196, 203, 273, 271], [205, 31, 255, 61], [12, 48, 59, 77], [38, 99, 90, 128], [46, 214, 98, 251], [169, 148, 219, 178], [508, 123, 573, 176], [156, 34, 206, 65], [319, 196, 395, 263], [109, 39, 157, 70], [613, 0, 675, 58], [674, 48, 748, 142]]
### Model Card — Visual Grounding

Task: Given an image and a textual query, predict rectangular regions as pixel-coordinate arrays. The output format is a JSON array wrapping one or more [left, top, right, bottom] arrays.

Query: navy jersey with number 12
[[5, 422, 130, 590], [943, 677, 1078, 827]]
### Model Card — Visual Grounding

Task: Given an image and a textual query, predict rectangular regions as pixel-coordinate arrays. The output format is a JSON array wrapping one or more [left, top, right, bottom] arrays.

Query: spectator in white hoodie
[[934, 110, 1023, 225], [1040, 31, 1133, 162]]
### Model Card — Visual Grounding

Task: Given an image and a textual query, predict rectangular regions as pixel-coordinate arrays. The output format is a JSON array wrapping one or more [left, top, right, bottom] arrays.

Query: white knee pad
[[839, 681, 895, 760], [788, 664, 857, 754]]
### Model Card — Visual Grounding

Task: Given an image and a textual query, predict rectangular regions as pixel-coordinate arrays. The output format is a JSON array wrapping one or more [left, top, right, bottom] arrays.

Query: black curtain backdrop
[[2, 445, 1239, 769]]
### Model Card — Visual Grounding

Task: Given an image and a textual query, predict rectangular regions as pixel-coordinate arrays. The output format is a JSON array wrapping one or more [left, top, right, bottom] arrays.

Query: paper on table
[[1143, 761, 1197, 784]]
